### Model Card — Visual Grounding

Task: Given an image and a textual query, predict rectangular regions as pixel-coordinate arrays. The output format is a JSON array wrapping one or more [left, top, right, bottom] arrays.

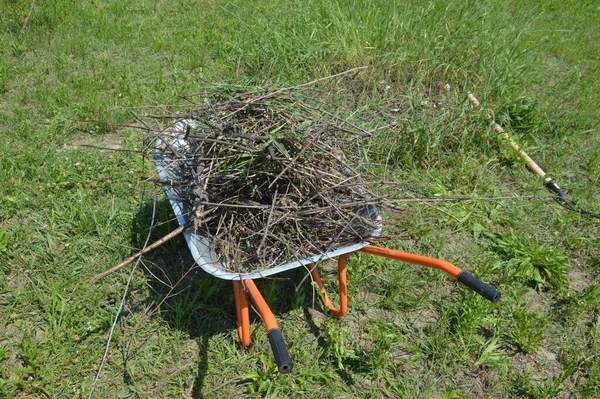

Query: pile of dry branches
[[150, 86, 381, 273], [88, 75, 533, 283]]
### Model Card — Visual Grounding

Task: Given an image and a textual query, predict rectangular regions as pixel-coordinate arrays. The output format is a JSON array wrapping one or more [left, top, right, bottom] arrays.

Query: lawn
[[1, 0, 599, 398]]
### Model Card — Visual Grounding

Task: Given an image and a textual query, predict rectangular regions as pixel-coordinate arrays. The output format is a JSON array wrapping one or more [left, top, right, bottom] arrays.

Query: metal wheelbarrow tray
[[154, 120, 501, 374]]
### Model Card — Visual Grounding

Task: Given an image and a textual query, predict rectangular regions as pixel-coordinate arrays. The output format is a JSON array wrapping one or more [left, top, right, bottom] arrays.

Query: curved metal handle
[[361, 245, 501, 303]]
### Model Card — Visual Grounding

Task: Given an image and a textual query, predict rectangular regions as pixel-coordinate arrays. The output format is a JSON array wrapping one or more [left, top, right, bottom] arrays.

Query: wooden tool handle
[[468, 93, 547, 179]]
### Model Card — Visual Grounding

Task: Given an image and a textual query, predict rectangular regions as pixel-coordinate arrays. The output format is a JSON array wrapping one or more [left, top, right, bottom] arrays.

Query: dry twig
[[20, 0, 37, 34], [90, 221, 192, 283]]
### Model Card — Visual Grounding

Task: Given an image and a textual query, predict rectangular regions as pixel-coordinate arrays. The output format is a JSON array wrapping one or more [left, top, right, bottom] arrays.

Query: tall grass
[[0, 1, 541, 122]]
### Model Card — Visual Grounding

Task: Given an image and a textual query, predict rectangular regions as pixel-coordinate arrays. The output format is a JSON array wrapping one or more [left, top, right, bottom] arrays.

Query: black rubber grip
[[457, 271, 501, 303], [267, 328, 293, 374], [545, 179, 567, 199]]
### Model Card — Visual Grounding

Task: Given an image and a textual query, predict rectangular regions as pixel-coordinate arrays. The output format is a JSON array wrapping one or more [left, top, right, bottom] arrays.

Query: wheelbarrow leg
[[233, 280, 250, 347], [310, 255, 349, 317], [243, 279, 293, 374]]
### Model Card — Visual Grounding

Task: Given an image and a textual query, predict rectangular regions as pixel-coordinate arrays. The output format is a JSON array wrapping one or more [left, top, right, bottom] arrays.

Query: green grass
[[1, 0, 599, 397]]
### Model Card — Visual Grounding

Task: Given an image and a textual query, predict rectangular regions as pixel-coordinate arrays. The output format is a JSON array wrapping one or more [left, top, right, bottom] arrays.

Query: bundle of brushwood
[[89, 76, 528, 283], [148, 86, 382, 273]]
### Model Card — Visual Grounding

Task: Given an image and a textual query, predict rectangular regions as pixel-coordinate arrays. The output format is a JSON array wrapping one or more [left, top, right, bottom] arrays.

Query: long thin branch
[[88, 190, 158, 398], [401, 191, 461, 223], [80, 144, 143, 153], [129, 110, 153, 131], [90, 221, 192, 284], [88, 260, 137, 398], [124, 261, 197, 361], [223, 66, 368, 119], [256, 190, 277, 257], [256, 66, 368, 102], [20, 0, 37, 34], [202, 376, 244, 397]]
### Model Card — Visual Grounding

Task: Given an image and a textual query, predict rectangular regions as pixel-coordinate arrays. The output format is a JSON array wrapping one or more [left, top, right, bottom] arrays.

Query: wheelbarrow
[[154, 120, 501, 374]]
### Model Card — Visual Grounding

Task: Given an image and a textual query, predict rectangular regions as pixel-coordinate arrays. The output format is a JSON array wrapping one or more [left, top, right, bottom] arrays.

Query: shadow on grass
[[129, 200, 365, 398], [302, 308, 357, 385], [130, 198, 356, 397], [130, 199, 236, 397]]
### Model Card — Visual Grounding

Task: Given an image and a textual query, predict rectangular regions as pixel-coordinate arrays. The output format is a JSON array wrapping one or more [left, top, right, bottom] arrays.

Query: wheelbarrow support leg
[[243, 279, 293, 374], [310, 255, 349, 317], [233, 280, 250, 347], [360, 245, 501, 303]]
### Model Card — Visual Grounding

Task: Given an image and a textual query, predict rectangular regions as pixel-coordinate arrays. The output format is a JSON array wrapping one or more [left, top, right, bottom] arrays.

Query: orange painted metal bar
[[233, 280, 250, 347], [310, 255, 349, 317], [243, 279, 279, 331], [360, 245, 462, 278], [243, 279, 294, 373]]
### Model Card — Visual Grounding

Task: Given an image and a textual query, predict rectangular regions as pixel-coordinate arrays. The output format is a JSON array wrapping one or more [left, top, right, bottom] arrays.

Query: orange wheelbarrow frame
[[232, 244, 500, 374], [155, 120, 500, 374]]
